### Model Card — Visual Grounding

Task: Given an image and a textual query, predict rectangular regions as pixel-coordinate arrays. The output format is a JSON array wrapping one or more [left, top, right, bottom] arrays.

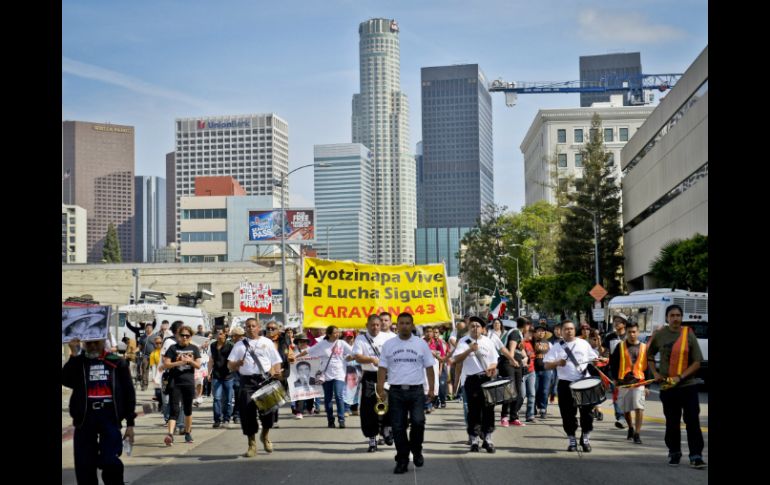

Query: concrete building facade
[[520, 102, 654, 206], [352, 18, 415, 264], [621, 47, 708, 291], [580, 52, 642, 107], [62, 204, 87, 264], [62, 121, 135, 262], [313, 144, 374, 262], [173, 114, 288, 248]]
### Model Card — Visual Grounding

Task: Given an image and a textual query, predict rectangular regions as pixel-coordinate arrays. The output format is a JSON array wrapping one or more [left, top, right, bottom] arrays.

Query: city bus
[[606, 289, 708, 382]]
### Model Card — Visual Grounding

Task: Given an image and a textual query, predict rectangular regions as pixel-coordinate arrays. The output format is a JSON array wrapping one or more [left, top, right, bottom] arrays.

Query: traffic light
[[463, 283, 469, 294]]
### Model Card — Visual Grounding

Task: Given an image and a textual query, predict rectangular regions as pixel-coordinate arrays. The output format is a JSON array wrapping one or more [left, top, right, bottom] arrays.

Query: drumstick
[[617, 379, 656, 389]]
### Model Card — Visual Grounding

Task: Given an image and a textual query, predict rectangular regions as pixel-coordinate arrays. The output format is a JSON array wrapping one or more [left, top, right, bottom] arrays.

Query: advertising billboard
[[248, 209, 315, 243]]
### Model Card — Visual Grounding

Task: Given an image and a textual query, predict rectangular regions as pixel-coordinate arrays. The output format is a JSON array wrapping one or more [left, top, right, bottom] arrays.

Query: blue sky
[[62, 0, 707, 212]]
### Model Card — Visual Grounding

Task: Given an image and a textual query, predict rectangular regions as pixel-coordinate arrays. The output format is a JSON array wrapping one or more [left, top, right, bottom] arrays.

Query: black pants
[[498, 359, 521, 419], [389, 386, 426, 465], [465, 374, 495, 437], [237, 374, 276, 436], [660, 385, 704, 458], [169, 383, 195, 418], [360, 371, 390, 438], [73, 405, 124, 485], [557, 379, 593, 437]]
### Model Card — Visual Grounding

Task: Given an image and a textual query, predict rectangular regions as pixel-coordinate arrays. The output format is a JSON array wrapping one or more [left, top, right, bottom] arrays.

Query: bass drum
[[569, 377, 606, 406]]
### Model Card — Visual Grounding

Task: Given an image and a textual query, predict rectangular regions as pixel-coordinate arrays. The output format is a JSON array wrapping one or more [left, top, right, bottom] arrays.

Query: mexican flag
[[488, 289, 508, 320]]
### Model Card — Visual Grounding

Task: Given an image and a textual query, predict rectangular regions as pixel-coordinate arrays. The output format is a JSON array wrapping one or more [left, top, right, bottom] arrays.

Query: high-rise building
[[62, 121, 135, 262], [313, 144, 374, 263], [621, 47, 708, 291], [580, 52, 642, 107], [165, 151, 176, 248], [420, 64, 493, 228], [520, 99, 654, 206], [62, 204, 87, 264], [135, 176, 166, 262], [173, 114, 288, 246], [352, 18, 414, 264], [415, 227, 471, 277]]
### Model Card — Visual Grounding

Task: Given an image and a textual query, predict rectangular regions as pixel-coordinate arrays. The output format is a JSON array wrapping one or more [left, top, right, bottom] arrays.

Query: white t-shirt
[[543, 338, 598, 382], [159, 336, 177, 370], [488, 332, 506, 352], [227, 336, 282, 376], [352, 331, 396, 372], [307, 338, 354, 382], [380, 335, 436, 386], [454, 335, 500, 386]]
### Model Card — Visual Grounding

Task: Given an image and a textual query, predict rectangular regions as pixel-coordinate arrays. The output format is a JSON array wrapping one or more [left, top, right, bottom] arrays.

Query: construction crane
[[489, 73, 683, 107]]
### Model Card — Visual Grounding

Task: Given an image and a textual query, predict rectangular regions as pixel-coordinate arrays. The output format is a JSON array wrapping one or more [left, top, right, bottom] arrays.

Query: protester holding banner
[[343, 331, 361, 417], [290, 333, 317, 418], [298, 325, 355, 428], [227, 318, 283, 457], [378, 312, 436, 475], [353, 314, 396, 452]]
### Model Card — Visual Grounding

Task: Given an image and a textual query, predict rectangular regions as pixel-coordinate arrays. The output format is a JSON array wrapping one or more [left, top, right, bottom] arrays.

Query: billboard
[[248, 209, 315, 243]]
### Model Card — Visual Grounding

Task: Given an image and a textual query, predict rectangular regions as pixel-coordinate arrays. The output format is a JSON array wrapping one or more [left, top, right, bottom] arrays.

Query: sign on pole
[[240, 281, 273, 314], [589, 284, 608, 302]]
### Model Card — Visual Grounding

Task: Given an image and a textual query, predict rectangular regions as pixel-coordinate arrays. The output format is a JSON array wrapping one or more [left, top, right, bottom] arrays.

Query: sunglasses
[[179, 334, 192, 338], [267, 327, 277, 331]]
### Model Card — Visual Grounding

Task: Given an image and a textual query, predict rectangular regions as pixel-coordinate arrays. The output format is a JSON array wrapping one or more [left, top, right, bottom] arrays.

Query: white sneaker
[[294, 413, 303, 420]]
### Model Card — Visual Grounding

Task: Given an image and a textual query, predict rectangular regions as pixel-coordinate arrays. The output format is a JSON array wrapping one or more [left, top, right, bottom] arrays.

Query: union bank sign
[[197, 119, 251, 130]]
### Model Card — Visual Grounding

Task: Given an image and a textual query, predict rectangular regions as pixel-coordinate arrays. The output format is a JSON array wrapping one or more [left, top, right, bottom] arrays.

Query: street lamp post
[[511, 243, 537, 277], [562, 205, 600, 286], [511, 257, 520, 317], [276, 162, 330, 326]]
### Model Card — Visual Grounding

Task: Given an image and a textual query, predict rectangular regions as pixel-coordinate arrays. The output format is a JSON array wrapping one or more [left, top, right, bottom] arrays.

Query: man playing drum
[[451, 316, 500, 453], [227, 318, 283, 458], [543, 320, 599, 452]]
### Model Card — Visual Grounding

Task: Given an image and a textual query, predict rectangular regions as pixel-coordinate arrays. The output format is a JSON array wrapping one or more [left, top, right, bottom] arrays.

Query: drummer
[[543, 320, 599, 453], [451, 316, 500, 453]]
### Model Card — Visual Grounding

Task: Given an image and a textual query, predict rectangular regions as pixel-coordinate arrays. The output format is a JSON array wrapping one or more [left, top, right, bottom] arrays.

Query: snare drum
[[480, 377, 517, 405], [569, 377, 606, 406], [251, 380, 288, 415]]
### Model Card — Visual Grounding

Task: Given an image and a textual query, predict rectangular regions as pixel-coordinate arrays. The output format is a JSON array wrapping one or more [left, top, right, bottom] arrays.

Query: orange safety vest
[[668, 326, 690, 377], [618, 341, 647, 380]]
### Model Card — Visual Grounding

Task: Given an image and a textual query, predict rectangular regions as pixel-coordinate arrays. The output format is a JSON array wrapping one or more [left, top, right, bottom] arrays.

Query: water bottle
[[123, 437, 132, 457]]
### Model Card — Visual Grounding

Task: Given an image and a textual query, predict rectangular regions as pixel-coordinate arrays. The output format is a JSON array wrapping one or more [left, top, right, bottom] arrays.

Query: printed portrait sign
[[288, 355, 323, 401], [62, 305, 112, 343]]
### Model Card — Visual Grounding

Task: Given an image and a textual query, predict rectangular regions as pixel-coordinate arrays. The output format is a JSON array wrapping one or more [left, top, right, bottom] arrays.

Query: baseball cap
[[229, 326, 245, 336], [613, 313, 629, 324], [343, 330, 355, 338]]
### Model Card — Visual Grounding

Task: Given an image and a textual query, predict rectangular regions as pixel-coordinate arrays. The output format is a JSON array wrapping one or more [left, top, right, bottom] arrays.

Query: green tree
[[459, 204, 510, 296], [102, 223, 122, 263], [521, 273, 593, 320], [649, 234, 708, 291], [557, 113, 624, 296]]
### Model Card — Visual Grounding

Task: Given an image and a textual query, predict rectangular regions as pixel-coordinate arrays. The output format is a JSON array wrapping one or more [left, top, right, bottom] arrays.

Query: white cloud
[[62, 57, 213, 110], [578, 9, 686, 44]]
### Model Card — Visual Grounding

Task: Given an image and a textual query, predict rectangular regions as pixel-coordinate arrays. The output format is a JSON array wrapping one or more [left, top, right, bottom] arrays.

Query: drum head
[[570, 378, 601, 390], [482, 378, 506, 388]]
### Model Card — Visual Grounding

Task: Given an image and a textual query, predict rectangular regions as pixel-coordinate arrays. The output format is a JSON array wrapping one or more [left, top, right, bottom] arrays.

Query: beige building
[[63, 121, 135, 262], [62, 261, 301, 320], [180, 195, 228, 262], [520, 100, 654, 206], [62, 204, 87, 263], [621, 47, 708, 291]]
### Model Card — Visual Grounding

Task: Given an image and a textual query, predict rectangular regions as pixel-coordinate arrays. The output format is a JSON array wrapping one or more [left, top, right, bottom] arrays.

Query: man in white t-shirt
[[379, 312, 394, 337], [452, 316, 501, 453], [544, 320, 599, 453], [353, 314, 397, 452], [227, 318, 283, 458], [378, 312, 436, 475]]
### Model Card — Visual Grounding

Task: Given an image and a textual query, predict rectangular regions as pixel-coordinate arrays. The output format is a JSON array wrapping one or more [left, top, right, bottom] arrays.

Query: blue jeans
[[535, 370, 553, 413], [73, 407, 124, 485], [520, 371, 536, 419], [389, 386, 426, 465], [322, 379, 346, 424], [212, 377, 235, 423]]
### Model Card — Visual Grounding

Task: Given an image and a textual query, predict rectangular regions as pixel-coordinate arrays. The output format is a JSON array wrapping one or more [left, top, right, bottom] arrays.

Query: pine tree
[[557, 113, 623, 295], [102, 223, 122, 263]]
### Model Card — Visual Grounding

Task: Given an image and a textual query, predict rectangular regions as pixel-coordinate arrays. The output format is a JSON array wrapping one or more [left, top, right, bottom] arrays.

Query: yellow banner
[[302, 258, 452, 329]]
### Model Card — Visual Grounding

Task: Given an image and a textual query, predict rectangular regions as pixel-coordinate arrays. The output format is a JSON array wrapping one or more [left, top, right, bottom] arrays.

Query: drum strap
[[242, 340, 269, 379], [561, 341, 586, 376]]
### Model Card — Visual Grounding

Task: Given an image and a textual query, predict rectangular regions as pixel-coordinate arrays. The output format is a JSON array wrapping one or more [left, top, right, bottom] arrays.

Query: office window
[[619, 128, 629, 141], [604, 128, 613, 142], [197, 283, 212, 292], [221, 292, 234, 310], [557, 129, 566, 143], [558, 153, 567, 167], [575, 153, 583, 167], [607, 152, 615, 166], [574, 129, 583, 143]]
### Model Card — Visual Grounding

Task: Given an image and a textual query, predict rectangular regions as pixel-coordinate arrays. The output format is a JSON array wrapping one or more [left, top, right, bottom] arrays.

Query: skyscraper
[[580, 52, 642, 107], [314, 144, 374, 263], [419, 64, 493, 228], [62, 121, 135, 262], [352, 18, 414, 264], [135, 175, 166, 262], [173, 114, 288, 246]]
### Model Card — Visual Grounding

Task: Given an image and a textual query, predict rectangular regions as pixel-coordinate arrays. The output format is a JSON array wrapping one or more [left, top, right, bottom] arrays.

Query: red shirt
[[523, 340, 535, 373], [427, 338, 446, 358]]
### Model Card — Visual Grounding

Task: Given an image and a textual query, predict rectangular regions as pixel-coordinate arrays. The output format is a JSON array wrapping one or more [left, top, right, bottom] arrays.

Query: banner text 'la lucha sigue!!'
[[302, 258, 452, 329]]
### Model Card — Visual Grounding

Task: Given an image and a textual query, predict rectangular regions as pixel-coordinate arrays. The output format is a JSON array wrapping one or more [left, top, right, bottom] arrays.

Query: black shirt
[[210, 341, 234, 380], [165, 343, 201, 386]]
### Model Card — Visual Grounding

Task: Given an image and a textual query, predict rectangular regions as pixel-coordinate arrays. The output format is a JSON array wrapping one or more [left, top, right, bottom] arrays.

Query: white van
[[113, 289, 212, 344]]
